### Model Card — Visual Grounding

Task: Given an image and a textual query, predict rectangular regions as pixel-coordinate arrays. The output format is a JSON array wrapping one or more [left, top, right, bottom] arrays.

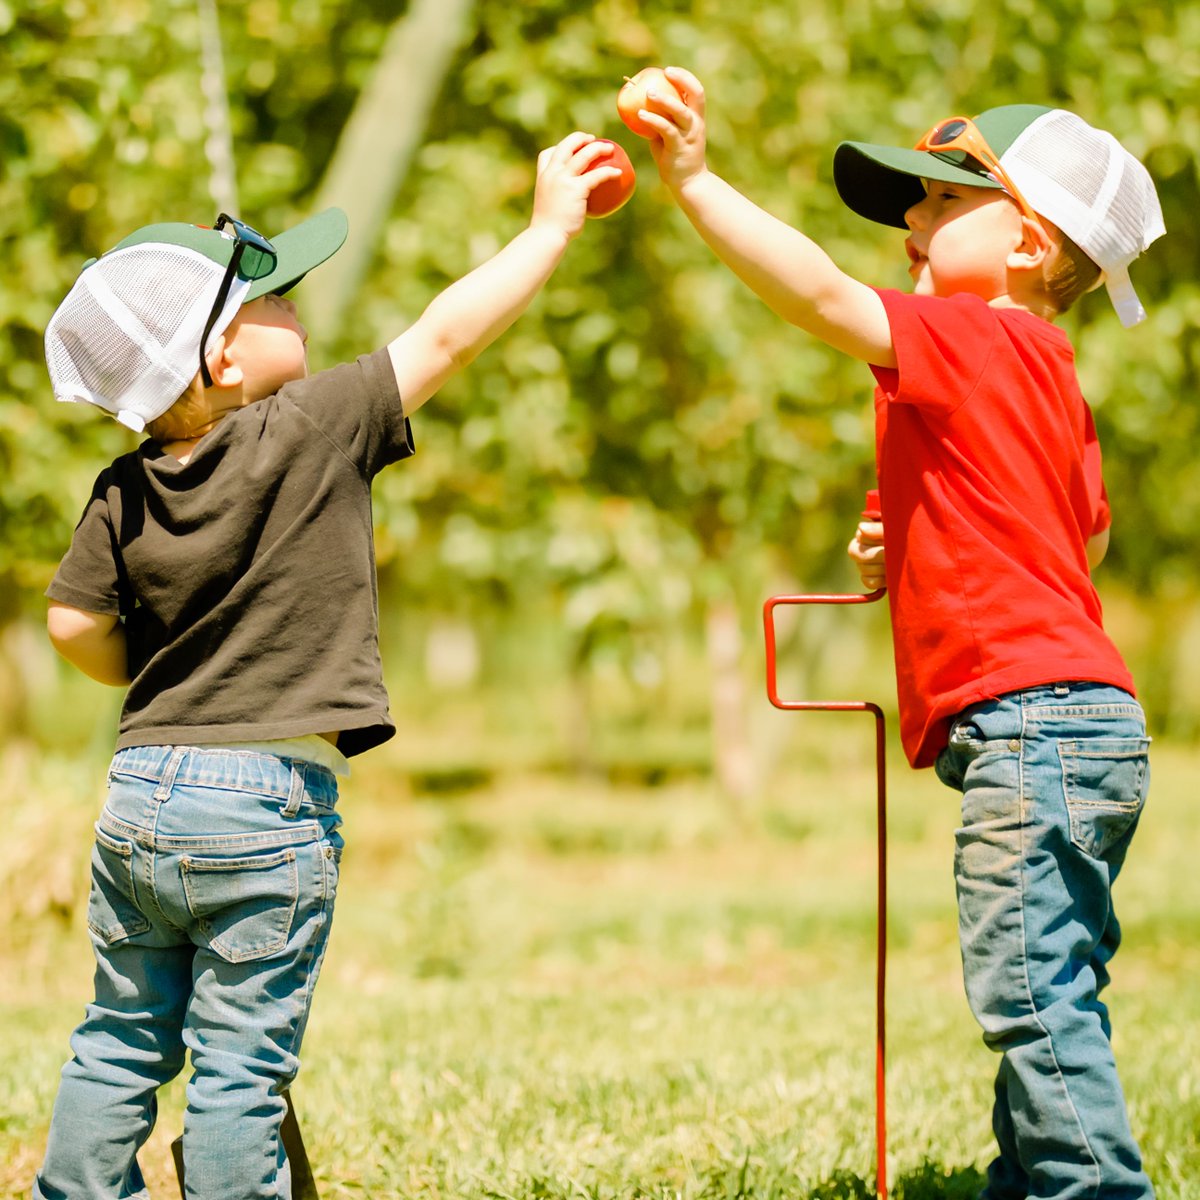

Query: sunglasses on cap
[[198, 213, 277, 388], [913, 116, 1042, 226]]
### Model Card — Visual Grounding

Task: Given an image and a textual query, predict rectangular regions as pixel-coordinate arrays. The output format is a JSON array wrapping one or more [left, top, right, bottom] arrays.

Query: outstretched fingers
[[539, 131, 592, 177], [639, 67, 708, 188], [555, 129, 596, 159], [642, 66, 704, 134], [664, 66, 705, 116], [575, 140, 624, 180], [539, 133, 620, 181]]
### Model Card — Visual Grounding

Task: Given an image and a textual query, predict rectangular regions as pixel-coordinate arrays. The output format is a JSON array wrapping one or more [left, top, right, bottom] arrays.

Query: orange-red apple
[[584, 139, 636, 218], [616, 67, 682, 139]]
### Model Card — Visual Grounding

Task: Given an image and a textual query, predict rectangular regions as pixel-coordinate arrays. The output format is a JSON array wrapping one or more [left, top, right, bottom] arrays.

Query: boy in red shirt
[[641, 73, 1163, 1198]]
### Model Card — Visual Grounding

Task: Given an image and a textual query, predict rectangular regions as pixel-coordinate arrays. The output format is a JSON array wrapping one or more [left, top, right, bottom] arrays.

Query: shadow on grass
[[687, 1157, 987, 1200], [805, 1162, 986, 1199], [488, 1160, 988, 1199]]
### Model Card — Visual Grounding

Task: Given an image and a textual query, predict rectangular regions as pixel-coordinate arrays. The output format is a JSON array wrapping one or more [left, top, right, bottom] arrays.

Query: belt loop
[[1054, 683, 1070, 697], [282, 763, 305, 818], [152, 747, 188, 802]]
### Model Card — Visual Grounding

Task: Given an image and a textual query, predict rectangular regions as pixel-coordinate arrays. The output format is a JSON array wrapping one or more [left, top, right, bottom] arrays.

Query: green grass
[[2, 725, 1198, 1198]]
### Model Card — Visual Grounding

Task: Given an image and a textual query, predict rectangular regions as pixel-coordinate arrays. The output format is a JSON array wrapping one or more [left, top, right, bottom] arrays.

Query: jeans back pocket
[[181, 847, 299, 963], [1058, 737, 1151, 859], [89, 828, 152, 944]]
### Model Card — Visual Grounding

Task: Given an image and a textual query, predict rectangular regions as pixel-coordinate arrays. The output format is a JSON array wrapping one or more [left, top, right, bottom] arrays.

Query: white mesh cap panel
[[1000, 110, 1165, 327], [46, 284, 156, 418], [45, 243, 251, 431]]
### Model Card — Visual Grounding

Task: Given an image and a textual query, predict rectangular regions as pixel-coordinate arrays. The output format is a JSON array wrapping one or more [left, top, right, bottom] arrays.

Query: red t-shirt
[[870, 289, 1133, 768]]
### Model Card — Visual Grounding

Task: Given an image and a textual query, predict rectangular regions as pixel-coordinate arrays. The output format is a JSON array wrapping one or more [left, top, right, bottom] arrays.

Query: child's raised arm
[[642, 68, 896, 369], [387, 132, 622, 414]]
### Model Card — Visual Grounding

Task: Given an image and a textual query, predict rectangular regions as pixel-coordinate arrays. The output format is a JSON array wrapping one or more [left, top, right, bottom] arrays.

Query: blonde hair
[[145, 377, 208, 443], [1045, 231, 1102, 316]]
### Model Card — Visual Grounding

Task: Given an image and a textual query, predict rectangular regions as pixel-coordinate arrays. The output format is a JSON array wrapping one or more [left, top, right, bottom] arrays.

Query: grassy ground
[[2, 719, 1198, 1198]]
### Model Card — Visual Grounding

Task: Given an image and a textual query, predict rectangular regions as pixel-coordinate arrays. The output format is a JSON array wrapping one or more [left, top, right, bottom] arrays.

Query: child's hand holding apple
[[532, 132, 630, 237], [617, 66, 708, 193], [584, 141, 637, 218]]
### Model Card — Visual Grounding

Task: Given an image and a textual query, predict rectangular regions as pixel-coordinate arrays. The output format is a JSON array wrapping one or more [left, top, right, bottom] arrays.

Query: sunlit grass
[[3, 723, 1197, 1197]]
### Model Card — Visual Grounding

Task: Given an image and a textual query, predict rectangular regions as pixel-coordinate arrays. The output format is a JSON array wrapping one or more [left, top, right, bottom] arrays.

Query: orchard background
[[2, 2, 1198, 1196]]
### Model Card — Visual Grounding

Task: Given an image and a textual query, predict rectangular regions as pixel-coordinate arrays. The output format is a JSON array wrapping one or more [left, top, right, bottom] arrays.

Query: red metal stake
[[763, 587, 888, 1200]]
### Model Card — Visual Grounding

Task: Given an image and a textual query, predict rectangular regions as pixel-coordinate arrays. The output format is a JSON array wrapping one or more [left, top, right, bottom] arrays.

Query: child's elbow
[[1086, 527, 1111, 571], [46, 603, 79, 654]]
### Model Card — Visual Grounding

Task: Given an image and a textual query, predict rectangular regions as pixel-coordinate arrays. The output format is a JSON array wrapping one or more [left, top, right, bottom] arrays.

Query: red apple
[[616, 67, 683, 139], [584, 139, 636, 218]]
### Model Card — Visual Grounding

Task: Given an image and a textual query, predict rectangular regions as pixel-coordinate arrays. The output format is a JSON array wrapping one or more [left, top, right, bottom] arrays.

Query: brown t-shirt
[[47, 349, 413, 757]]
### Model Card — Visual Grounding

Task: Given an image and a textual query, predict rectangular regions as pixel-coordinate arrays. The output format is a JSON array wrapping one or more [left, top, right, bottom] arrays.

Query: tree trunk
[[309, 0, 477, 339], [705, 596, 757, 810]]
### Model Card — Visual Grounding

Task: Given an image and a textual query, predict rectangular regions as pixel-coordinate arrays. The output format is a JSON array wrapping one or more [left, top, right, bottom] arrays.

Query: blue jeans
[[935, 683, 1153, 1200], [34, 745, 342, 1200]]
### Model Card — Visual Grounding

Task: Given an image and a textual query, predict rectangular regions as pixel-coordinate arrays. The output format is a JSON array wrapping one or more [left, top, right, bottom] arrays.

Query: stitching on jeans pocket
[[1058, 737, 1150, 859], [181, 848, 299, 963], [88, 828, 151, 944]]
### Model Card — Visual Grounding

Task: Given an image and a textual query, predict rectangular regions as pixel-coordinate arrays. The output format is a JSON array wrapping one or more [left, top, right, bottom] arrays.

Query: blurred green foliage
[[3, 0, 1198, 724]]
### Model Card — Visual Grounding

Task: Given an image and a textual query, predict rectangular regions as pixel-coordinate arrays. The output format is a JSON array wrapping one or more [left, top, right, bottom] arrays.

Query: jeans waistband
[[109, 744, 338, 804], [1008, 682, 1141, 718]]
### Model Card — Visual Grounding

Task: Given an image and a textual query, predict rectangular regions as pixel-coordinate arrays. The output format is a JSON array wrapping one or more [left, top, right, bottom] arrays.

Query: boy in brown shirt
[[35, 132, 621, 1198]]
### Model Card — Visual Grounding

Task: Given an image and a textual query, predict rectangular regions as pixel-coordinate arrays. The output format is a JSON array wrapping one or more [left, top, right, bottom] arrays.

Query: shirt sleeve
[[283, 348, 415, 478], [45, 471, 125, 615], [869, 289, 998, 420]]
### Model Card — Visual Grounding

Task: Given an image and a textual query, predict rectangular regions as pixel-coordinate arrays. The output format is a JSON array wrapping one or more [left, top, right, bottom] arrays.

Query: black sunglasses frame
[[198, 213, 277, 388]]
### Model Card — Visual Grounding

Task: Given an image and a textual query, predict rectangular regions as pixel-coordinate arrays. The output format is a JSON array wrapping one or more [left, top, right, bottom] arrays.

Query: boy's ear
[[1007, 215, 1054, 273], [203, 333, 244, 389]]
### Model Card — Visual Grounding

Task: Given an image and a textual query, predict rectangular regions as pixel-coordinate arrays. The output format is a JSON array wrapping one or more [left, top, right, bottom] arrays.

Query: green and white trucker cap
[[833, 105, 1165, 327], [45, 207, 348, 432]]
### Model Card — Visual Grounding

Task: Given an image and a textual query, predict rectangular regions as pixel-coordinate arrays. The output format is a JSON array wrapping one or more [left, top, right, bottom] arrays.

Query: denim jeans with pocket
[[935, 683, 1153, 1200], [33, 745, 342, 1200]]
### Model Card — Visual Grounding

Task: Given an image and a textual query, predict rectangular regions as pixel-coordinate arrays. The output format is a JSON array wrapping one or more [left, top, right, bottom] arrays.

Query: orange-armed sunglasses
[[914, 116, 1041, 225]]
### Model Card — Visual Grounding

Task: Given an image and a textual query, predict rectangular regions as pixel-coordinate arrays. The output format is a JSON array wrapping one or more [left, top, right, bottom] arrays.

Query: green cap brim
[[833, 142, 1003, 229], [247, 207, 348, 300], [103, 207, 348, 297]]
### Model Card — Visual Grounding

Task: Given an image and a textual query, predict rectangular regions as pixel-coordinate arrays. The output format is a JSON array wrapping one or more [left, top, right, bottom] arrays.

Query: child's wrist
[[526, 216, 574, 249], [671, 164, 712, 205]]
